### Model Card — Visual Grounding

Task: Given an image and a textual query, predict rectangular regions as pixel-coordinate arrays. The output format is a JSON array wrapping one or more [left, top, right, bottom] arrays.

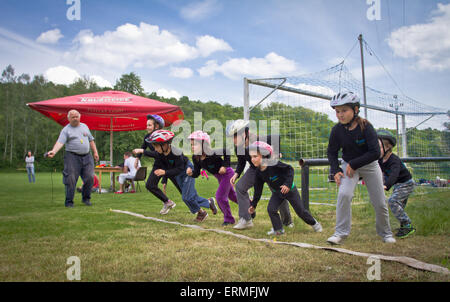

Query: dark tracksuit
[[251, 161, 316, 231], [234, 134, 292, 223], [138, 133, 182, 203]]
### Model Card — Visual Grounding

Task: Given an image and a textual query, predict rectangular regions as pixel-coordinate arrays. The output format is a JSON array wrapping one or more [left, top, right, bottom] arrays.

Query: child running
[[248, 141, 322, 235], [187, 130, 238, 226], [133, 115, 182, 214], [377, 129, 416, 238], [227, 119, 292, 230], [147, 130, 217, 222], [326, 91, 395, 244]]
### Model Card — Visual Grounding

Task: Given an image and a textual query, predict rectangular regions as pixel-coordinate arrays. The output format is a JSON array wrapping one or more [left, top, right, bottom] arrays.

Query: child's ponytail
[[355, 116, 368, 132]]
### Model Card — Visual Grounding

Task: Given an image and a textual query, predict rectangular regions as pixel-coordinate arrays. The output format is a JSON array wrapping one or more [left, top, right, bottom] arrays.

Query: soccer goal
[[244, 62, 450, 205]]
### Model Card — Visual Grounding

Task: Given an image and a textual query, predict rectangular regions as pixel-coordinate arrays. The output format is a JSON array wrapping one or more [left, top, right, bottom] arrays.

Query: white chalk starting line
[[111, 209, 449, 275]]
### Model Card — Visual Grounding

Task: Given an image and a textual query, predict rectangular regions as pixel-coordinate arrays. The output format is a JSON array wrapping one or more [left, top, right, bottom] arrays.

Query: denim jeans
[[63, 151, 94, 206], [26, 167, 35, 183], [174, 161, 210, 214]]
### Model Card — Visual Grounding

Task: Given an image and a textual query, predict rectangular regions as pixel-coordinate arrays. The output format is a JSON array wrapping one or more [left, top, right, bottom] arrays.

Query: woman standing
[[25, 151, 35, 183]]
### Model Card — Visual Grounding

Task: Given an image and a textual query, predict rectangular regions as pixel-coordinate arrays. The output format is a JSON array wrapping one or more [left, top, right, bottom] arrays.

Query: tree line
[[1, 64, 448, 171]]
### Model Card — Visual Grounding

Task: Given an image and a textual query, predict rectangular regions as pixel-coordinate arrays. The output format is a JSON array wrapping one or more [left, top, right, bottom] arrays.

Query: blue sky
[[0, 0, 449, 112]]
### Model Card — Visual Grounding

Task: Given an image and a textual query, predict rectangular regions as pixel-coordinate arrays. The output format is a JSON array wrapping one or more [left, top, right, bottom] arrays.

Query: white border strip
[[111, 209, 449, 275]]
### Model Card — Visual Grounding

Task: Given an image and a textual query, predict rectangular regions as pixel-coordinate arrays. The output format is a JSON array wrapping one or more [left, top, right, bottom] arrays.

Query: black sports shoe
[[65, 203, 74, 208], [82, 200, 92, 206], [395, 224, 416, 238]]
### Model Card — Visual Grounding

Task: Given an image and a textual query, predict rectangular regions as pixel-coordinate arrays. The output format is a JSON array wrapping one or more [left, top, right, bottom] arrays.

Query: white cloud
[[156, 88, 181, 100], [198, 52, 299, 80], [180, 0, 221, 21], [350, 65, 386, 81], [89, 75, 112, 88], [36, 29, 63, 44], [45, 66, 80, 85], [169, 67, 194, 79], [196, 35, 232, 57], [198, 60, 219, 77], [68, 22, 232, 70], [387, 3, 450, 71], [45, 65, 111, 87]]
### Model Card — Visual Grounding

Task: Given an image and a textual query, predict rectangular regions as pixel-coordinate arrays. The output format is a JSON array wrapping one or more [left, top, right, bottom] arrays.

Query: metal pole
[[243, 77, 250, 121], [401, 114, 407, 157], [396, 113, 400, 151], [358, 34, 368, 119], [301, 164, 310, 211], [110, 117, 113, 191]]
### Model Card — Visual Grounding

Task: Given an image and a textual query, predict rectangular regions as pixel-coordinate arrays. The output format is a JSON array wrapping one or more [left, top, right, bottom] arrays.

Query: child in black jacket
[[247, 141, 322, 235], [377, 130, 415, 238]]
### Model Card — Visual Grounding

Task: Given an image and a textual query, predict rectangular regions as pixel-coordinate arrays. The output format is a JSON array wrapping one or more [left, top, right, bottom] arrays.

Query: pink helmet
[[188, 130, 210, 144], [249, 141, 273, 157]]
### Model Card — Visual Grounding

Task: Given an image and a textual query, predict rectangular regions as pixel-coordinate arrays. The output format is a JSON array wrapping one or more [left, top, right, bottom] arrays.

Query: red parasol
[[27, 90, 184, 164]]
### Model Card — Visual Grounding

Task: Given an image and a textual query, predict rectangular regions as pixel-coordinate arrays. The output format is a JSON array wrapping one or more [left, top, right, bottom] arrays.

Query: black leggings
[[145, 167, 182, 203], [268, 187, 316, 231]]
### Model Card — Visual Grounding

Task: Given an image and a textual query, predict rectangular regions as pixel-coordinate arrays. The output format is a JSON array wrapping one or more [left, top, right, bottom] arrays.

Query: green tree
[[113, 72, 144, 96]]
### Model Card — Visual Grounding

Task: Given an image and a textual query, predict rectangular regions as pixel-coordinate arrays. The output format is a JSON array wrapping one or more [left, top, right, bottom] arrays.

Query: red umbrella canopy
[[27, 90, 184, 131]]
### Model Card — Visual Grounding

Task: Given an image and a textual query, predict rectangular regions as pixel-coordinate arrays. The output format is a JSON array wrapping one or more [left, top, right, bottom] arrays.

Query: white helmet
[[330, 91, 360, 108], [226, 119, 249, 137]]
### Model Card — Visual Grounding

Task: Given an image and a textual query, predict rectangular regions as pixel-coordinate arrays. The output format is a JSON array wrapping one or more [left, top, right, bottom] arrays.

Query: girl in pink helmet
[[147, 130, 217, 222], [187, 131, 238, 226], [248, 141, 322, 236]]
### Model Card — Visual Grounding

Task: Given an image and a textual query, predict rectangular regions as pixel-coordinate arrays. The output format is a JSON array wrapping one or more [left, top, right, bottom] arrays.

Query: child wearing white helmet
[[248, 141, 322, 235], [327, 91, 395, 244], [226, 119, 293, 230], [187, 130, 237, 226]]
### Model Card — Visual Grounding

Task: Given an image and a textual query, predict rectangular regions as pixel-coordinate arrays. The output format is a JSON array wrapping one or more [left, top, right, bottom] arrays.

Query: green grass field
[[0, 171, 449, 282]]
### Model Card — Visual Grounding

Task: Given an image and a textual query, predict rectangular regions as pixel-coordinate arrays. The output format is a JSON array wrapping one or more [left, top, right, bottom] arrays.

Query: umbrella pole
[[110, 118, 114, 192]]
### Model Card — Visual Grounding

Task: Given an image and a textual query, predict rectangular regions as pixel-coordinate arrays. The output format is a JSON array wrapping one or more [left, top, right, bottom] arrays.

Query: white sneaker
[[285, 223, 295, 228], [382, 236, 396, 243], [312, 221, 323, 232], [160, 200, 176, 215], [233, 217, 253, 230], [327, 235, 343, 245], [267, 228, 285, 236]]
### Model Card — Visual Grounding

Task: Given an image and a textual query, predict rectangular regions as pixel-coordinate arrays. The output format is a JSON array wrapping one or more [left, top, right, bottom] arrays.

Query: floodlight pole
[[401, 114, 407, 157], [243, 77, 250, 121], [359, 34, 368, 119]]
